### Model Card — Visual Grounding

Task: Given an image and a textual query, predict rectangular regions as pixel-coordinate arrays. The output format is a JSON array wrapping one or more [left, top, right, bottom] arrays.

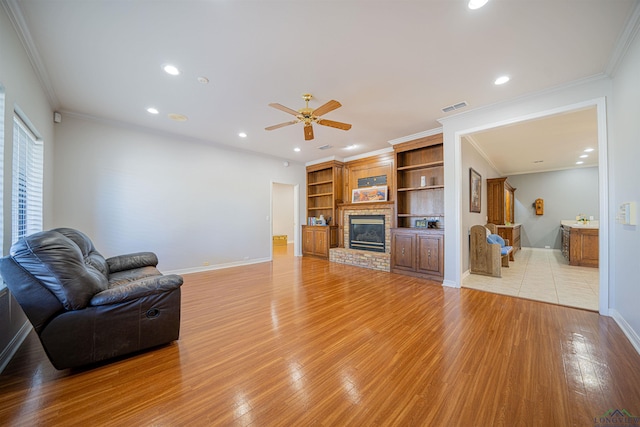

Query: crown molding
[[605, 0, 640, 77], [387, 127, 443, 146], [2, 0, 59, 108]]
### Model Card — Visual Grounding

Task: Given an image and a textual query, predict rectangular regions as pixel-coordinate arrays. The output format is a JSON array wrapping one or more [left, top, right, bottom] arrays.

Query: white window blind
[[12, 114, 43, 243]]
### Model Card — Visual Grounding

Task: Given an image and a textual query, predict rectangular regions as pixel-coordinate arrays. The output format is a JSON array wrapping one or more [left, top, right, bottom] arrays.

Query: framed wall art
[[469, 168, 481, 213], [352, 186, 388, 203]]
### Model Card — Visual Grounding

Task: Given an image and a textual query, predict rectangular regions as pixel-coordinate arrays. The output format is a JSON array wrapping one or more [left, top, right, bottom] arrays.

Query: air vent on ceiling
[[317, 144, 332, 150], [441, 101, 468, 113]]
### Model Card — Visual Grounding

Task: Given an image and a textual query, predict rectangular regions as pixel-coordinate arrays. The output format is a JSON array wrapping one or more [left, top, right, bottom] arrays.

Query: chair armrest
[[90, 274, 183, 306], [503, 239, 510, 246], [107, 252, 158, 273]]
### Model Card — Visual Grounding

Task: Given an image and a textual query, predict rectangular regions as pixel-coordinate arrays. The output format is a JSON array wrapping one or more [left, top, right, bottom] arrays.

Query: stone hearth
[[329, 201, 393, 272]]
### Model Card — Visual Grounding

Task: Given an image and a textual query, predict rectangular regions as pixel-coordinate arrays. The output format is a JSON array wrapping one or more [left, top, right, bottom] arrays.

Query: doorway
[[455, 99, 608, 313], [271, 182, 298, 258]]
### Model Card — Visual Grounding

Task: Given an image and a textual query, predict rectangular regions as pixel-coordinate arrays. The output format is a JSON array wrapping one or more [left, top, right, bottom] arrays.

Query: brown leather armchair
[[0, 228, 182, 370]]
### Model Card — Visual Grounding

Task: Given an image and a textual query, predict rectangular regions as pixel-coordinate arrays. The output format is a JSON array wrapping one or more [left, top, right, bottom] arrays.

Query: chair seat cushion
[[501, 246, 513, 256]]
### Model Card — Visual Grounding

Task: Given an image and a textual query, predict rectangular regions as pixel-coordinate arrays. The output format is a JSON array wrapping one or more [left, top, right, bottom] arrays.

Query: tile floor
[[463, 247, 599, 311]]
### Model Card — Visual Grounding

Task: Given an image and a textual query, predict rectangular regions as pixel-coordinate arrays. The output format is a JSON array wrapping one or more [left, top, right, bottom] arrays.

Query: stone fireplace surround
[[329, 201, 393, 272]]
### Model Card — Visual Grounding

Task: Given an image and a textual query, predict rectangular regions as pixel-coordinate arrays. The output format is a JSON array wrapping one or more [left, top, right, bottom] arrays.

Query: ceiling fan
[[265, 93, 352, 141]]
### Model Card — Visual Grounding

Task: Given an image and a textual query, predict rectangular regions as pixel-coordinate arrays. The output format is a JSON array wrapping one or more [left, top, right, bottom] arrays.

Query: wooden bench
[[469, 224, 513, 277]]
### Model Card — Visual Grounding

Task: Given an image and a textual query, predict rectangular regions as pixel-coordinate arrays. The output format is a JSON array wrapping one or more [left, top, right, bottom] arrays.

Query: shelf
[[397, 185, 444, 192], [308, 180, 333, 186], [398, 213, 445, 217], [396, 161, 443, 171], [308, 192, 333, 197], [308, 206, 334, 210]]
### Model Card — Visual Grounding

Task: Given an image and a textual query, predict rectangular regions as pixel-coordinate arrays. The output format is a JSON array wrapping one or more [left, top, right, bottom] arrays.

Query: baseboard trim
[[442, 279, 459, 288], [165, 257, 272, 276], [0, 320, 32, 374], [610, 309, 640, 356]]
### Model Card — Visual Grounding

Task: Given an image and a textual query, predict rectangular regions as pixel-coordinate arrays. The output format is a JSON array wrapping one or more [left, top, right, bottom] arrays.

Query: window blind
[[12, 114, 43, 243]]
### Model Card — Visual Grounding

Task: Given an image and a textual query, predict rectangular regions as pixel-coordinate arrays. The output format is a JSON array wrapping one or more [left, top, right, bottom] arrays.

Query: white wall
[[610, 26, 640, 349], [53, 114, 306, 272], [461, 138, 501, 271], [0, 4, 55, 369], [508, 167, 599, 249], [272, 183, 294, 242]]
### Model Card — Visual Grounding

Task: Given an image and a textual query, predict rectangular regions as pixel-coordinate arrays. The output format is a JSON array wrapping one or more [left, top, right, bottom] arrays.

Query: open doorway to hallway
[[272, 182, 296, 258], [460, 105, 601, 311]]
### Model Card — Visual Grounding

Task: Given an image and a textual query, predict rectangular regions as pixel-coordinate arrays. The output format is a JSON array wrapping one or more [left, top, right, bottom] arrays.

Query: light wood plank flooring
[[1, 246, 638, 426], [463, 248, 599, 311]]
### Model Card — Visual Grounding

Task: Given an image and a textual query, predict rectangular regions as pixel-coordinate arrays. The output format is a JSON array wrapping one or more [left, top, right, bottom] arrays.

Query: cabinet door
[[392, 232, 415, 271], [313, 229, 327, 257], [417, 234, 443, 276], [303, 227, 315, 255]]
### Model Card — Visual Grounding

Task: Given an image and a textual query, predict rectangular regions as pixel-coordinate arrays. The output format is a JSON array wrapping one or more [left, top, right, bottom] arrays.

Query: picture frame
[[352, 186, 388, 203], [469, 168, 481, 213]]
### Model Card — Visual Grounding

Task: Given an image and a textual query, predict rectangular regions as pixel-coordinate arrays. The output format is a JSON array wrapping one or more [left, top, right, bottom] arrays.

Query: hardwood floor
[[1, 246, 639, 426]]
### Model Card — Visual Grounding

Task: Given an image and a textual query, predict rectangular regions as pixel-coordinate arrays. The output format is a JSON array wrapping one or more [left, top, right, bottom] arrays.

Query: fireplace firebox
[[349, 215, 385, 252]]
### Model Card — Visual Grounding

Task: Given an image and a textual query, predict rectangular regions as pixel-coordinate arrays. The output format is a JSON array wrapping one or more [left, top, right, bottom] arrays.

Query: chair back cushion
[[487, 233, 506, 247], [10, 229, 109, 310]]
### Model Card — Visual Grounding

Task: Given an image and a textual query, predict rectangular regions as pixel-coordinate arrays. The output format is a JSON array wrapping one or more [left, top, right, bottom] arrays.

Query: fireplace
[[349, 215, 385, 252]]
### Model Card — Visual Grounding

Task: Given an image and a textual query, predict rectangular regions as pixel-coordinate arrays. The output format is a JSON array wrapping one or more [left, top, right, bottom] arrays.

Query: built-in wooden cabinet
[[391, 228, 444, 280], [302, 225, 339, 259], [306, 161, 344, 227], [563, 225, 599, 268], [391, 133, 444, 282], [487, 177, 516, 226]]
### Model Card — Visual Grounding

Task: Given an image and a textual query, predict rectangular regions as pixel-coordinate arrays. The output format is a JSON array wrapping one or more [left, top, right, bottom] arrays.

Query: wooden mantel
[[338, 201, 395, 210]]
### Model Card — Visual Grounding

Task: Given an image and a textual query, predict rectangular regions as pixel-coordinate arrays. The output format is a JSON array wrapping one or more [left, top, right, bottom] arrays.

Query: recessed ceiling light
[[345, 144, 357, 150], [579, 154, 588, 158], [163, 64, 180, 76], [468, 0, 489, 10], [238, 132, 247, 138], [494, 75, 510, 85], [584, 148, 595, 152], [168, 113, 188, 122], [146, 107, 159, 114], [294, 147, 301, 152], [576, 161, 584, 165]]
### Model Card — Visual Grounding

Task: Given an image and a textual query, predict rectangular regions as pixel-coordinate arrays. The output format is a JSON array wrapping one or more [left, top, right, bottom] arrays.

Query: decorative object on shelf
[[351, 186, 388, 203], [265, 93, 352, 141], [428, 218, 440, 229], [357, 175, 387, 187], [415, 219, 428, 228], [318, 215, 327, 225], [534, 198, 544, 215], [469, 168, 481, 213]]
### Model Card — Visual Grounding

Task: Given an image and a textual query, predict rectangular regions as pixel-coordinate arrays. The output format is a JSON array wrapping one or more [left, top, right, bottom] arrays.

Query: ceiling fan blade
[[317, 119, 352, 131], [304, 125, 314, 141], [265, 120, 298, 131], [268, 103, 300, 116], [312, 100, 341, 117]]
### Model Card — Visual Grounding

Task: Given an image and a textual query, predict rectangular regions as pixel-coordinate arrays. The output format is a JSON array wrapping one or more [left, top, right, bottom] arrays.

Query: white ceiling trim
[[605, 0, 640, 77], [388, 127, 443, 146], [463, 134, 503, 176], [2, 0, 59, 108]]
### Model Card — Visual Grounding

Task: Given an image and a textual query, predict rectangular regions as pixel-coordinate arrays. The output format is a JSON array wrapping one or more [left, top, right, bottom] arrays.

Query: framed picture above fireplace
[[352, 186, 388, 203]]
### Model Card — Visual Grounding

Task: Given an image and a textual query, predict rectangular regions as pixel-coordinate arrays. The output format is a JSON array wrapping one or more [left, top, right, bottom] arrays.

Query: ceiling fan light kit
[[265, 93, 352, 141]]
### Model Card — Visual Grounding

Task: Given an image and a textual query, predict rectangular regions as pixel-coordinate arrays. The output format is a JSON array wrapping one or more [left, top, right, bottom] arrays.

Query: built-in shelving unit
[[306, 160, 344, 225], [391, 133, 444, 281], [394, 135, 444, 228]]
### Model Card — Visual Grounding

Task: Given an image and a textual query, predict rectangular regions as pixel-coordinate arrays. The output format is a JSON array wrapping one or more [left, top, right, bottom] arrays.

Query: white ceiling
[[6, 0, 637, 169]]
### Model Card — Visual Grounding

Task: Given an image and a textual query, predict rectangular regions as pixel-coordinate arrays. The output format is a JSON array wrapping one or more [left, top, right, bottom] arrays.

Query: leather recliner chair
[[0, 228, 183, 370]]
